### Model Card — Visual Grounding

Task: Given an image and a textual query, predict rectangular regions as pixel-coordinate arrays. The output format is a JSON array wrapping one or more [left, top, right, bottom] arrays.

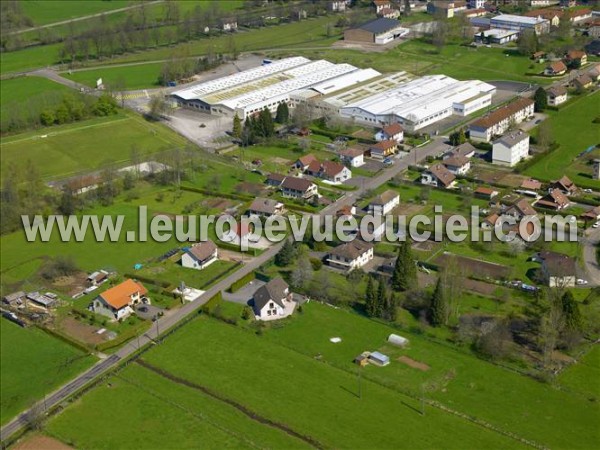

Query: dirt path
[[6, 1, 164, 36], [136, 359, 324, 449]]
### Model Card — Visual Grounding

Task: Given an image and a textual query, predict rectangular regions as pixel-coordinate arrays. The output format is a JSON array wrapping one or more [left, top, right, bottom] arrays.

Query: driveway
[[222, 279, 265, 305], [582, 227, 600, 286], [134, 304, 163, 321]]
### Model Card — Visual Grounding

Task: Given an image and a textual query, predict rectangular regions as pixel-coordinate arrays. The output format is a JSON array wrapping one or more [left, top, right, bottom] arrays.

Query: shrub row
[[200, 291, 223, 314], [228, 271, 256, 293]]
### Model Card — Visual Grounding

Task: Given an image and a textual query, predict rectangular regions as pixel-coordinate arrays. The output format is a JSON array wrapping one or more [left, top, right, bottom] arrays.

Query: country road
[[582, 227, 600, 286], [5, 1, 165, 36], [0, 134, 447, 443]]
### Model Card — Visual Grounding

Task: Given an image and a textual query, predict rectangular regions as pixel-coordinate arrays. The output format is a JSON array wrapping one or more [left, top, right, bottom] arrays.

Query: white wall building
[[339, 75, 496, 132], [326, 240, 374, 272], [490, 14, 550, 35], [492, 131, 530, 166], [368, 190, 400, 215], [469, 97, 534, 142]]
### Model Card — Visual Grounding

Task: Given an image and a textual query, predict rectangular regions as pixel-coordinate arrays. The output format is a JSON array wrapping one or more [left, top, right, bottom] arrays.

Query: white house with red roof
[[375, 123, 404, 143], [91, 279, 148, 320]]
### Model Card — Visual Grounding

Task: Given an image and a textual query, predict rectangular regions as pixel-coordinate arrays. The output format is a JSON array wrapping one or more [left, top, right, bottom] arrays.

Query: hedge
[[227, 271, 256, 293], [123, 273, 172, 289], [200, 291, 223, 314], [181, 185, 254, 201]]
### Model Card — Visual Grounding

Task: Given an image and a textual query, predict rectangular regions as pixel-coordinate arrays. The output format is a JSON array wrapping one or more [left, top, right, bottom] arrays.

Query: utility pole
[[421, 383, 425, 416], [357, 366, 362, 399]]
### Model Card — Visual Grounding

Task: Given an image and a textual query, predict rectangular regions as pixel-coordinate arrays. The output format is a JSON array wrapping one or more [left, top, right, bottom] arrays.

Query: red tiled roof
[[471, 98, 534, 129], [99, 279, 147, 310], [382, 123, 403, 135]]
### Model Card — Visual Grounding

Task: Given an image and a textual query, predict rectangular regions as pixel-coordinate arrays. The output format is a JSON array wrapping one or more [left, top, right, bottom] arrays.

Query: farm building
[[343, 18, 409, 44], [368, 351, 390, 366], [387, 334, 409, 347]]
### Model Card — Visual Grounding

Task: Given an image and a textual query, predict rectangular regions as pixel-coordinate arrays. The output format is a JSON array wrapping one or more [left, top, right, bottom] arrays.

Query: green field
[[20, 0, 130, 26], [0, 111, 187, 180], [559, 345, 600, 399], [0, 76, 72, 108], [525, 91, 600, 185], [47, 363, 309, 449], [63, 63, 164, 90], [49, 315, 524, 449], [0, 321, 96, 425]]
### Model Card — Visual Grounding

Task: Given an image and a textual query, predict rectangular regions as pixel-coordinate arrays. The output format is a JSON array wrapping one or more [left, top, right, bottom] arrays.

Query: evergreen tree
[[365, 275, 377, 317], [275, 239, 296, 267], [259, 107, 275, 138], [376, 277, 387, 318], [430, 278, 448, 327], [275, 102, 289, 124], [232, 113, 242, 139], [534, 87, 547, 112], [392, 241, 417, 292], [389, 293, 398, 322], [561, 291, 582, 331]]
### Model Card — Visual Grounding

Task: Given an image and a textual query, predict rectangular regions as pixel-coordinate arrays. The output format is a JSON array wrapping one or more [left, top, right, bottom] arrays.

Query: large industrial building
[[343, 17, 409, 44], [171, 57, 496, 133], [336, 75, 496, 132]]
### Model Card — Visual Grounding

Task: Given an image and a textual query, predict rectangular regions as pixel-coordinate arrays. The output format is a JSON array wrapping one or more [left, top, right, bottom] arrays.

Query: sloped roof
[[307, 160, 347, 177], [249, 197, 282, 215], [296, 154, 318, 166], [99, 279, 147, 310], [574, 74, 593, 85], [370, 139, 397, 151], [282, 176, 313, 192], [546, 85, 567, 97], [329, 239, 373, 260], [471, 97, 534, 129], [512, 198, 537, 216], [547, 60, 567, 73], [443, 155, 470, 168], [253, 277, 289, 310], [567, 49, 586, 60], [521, 178, 542, 190], [475, 186, 498, 197], [554, 175, 576, 192], [371, 189, 399, 206], [355, 17, 400, 34], [186, 240, 217, 262], [340, 147, 364, 158], [540, 251, 576, 277], [382, 123, 403, 135], [427, 164, 456, 187]]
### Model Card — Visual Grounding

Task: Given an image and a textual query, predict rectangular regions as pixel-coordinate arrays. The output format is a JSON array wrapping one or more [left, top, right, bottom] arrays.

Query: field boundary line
[[136, 359, 324, 449]]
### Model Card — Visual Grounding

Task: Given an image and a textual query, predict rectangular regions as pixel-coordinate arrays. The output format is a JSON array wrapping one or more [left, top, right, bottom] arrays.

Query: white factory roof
[[172, 56, 310, 100], [309, 68, 382, 95], [491, 14, 547, 25], [341, 75, 496, 121], [481, 28, 520, 38]]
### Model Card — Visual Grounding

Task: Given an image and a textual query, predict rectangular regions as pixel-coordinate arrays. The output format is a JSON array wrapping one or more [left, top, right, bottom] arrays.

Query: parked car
[[576, 279, 588, 285], [593, 221, 599, 228], [383, 158, 394, 166]]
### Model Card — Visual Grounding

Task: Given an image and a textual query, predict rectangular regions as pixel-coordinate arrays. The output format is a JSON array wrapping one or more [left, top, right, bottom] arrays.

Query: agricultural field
[[62, 63, 164, 91], [0, 111, 187, 180], [525, 91, 600, 186], [558, 345, 600, 399], [0, 76, 73, 118], [47, 315, 526, 449], [1, 321, 96, 425], [19, 0, 130, 26]]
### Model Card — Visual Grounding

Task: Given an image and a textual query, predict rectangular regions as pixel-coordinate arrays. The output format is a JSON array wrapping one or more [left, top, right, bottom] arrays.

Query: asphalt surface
[[582, 227, 600, 286], [0, 135, 447, 442]]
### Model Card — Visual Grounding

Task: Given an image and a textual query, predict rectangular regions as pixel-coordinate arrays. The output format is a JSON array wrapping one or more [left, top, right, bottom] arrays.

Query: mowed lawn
[[0, 111, 187, 180], [138, 316, 523, 449], [62, 63, 163, 90], [47, 363, 310, 450], [1, 321, 96, 425], [559, 345, 600, 399], [0, 76, 72, 111], [525, 91, 600, 184], [20, 0, 130, 26], [259, 303, 600, 450]]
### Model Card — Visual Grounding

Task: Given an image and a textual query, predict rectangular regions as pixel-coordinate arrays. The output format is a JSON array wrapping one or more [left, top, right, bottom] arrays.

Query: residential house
[[482, 213, 500, 229], [585, 40, 600, 57], [560, 0, 576, 6], [442, 155, 471, 175], [492, 131, 530, 167], [247, 198, 284, 217], [529, 0, 551, 6], [253, 278, 295, 320], [536, 189, 570, 210], [378, 7, 401, 19], [421, 164, 457, 189], [532, 51, 546, 62], [505, 198, 537, 219], [569, 9, 592, 24], [306, 160, 352, 183], [375, 123, 404, 143], [468, 0, 485, 8], [181, 240, 218, 270], [369, 140, 397, 159], [292, 154, 318, 171], [521, 178, 543, 191], [565, 50, 588, 67], [326, 240, 374, 271], [524, 9, 562, 27], [328, 0, 346, 12], [581, 205, 600, 221], [551, 175, 577, 195], [266, 173, 286, 187], [337, 204, 357, 220], [339, 147, 365, 167], [427, 1, 467, 18], [546, 85, 568, 106], [544, 60, 567, 76], [368, 190, 400, 215], [444, 142, 476, 159], [539, 251, 576, 287], [281, 177, 318, 199], [469, 97, 534, 142], [221, 18, 238, 32], [91, 279, 148, 320], [372, 0, 391, 14], [573, 74, 593, 90], [464, 8, 487, 19], [588, 65, 600, 82], [474, 186, 499, 200], [65, 174, 101, 195]]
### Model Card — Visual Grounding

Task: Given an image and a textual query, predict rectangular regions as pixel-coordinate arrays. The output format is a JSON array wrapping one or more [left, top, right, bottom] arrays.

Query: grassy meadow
[[1, 321, 96, 425], [20, 0, 130, 26]]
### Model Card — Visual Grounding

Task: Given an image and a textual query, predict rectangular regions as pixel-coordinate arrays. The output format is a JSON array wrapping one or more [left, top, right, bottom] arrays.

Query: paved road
[[5, 1, 164, 36], [582, 227, 600, 286], [0, 135, 447, 443]]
